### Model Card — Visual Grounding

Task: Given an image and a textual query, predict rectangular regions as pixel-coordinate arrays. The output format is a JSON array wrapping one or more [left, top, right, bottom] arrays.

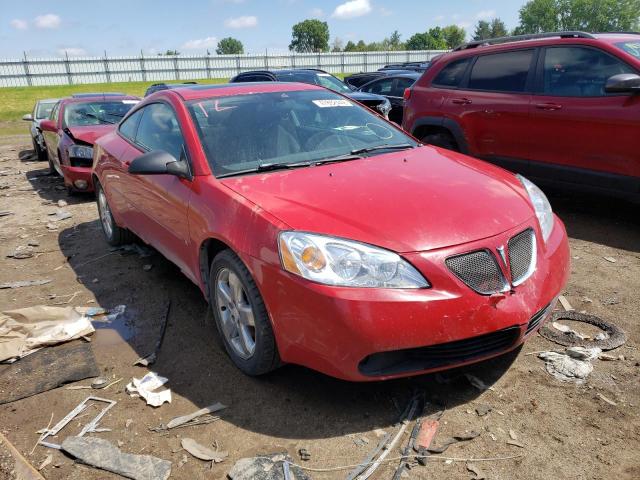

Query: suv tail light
[[403, 88, 411, 101]]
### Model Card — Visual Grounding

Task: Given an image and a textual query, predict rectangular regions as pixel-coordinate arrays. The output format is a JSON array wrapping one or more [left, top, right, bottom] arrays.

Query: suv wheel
[[423, 132, 459, 152], [209, 250, 280, 376]]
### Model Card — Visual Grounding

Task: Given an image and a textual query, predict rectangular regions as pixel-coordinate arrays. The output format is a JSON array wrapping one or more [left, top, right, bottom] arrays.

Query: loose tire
[[422, 132, 459, 152], [95, 181, 134, 246], [209, 250, 280, 376]]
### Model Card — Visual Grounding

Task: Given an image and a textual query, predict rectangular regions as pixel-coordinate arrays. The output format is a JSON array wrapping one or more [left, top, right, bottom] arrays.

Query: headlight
[[278, 231, 429, 288], [377, 99, 392, 117], [68, 145, 93, 159], [517, 174, 554, 242]]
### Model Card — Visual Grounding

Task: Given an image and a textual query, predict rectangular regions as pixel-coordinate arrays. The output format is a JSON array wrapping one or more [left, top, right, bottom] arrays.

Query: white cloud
[[476, 9, 496, 20], [310, 7, 324, 18], [331, 0, 372, 20], [58, 47, 87, 57], [379, 6, 392, 16], [34, 14, 61, 29], [457, 21, 471, 29], [182, 36, 218, 49], [10, 19, 28, 30], [224, 15, 258, 28], [434, 15, 445, 22]]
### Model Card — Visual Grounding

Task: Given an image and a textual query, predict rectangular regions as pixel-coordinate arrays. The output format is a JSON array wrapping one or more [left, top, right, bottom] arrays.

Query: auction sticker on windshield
[[122, 100, 140, 104], [312, 99, 353, 108]]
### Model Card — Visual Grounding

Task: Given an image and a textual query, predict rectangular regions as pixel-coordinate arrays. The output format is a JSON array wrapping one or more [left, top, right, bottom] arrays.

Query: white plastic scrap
[[126, 372, 171, 407], [538, 347, 602, 383]]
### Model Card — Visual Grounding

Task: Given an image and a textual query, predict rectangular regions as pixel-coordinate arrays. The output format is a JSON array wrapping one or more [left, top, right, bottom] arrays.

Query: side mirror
[[22, 114, 34, 122], [39, 119, 56, 132], [128, 150, 190, 179], [605, 73, 640, 94]]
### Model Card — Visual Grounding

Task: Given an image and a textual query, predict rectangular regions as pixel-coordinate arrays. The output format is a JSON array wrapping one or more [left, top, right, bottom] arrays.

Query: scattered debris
[[38, 396, 116, 449], [475, 405, 492, 417], [126, 372, 171, 407], [49, 209, 72, 222], [298, 448, 311, 461], [0, 279, 51, 289], [38, 454, 52, 471], [0, 341, 100, 404], [143, 264, 153, 271], [538, 347, 601, 383], [161, 402, 227, 430], [228, 453, 310, 480], [0, 432, 46, 480], [539, 311, 626, 351], [126, 419, 133, 429], [464, 374, 494, 391], [91, 377, 109, 389], [181, 438, 228, 463], [509, 430, 518, 440], [603, 256, 617, 263], [6, 245, 34, 259], [550, 321, 588, 340], [596, 393, 617, 406], [57, 199, 67, 207], [427, 431, 481, 454], [414, 418, 439, 466], [0, 210, 14, 217], [506, 439, 525, 448], [133, 301, 171, 367], [46, 223, 58, 230], [466, 462, 486, 480], [177, 454, 188, 468], [0, 305, 95, 362], [558, 295, 574, 311], [61, 436, 171, 480]]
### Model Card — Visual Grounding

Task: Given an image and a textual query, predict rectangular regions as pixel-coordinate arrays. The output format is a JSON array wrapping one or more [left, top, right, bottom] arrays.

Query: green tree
[[388, 30, 403, 50], [406, 29, 448, 50], [473, 20, 493, 40], [216, 37, 244, 55], [442, 25, 467, 49], [516, 0, 640, 34], [161, 49, 180, 56], [344, 40, 358, 52], [490, 18, 508, 37], [289, 19, 330, 53], [331, 38, 344, 52]]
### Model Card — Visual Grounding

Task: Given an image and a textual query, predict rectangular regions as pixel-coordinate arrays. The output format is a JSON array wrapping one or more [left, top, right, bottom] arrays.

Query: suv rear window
[[468, 50, 534, 93], [432, 57, 472, 87]]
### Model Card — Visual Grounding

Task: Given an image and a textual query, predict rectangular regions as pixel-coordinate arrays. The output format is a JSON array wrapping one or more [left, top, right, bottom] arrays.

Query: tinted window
[[119, 109, 144, 141], [544, 47, 635, 97], [432, 57, 472, 87], [361, 78, 394, 95], [135, 103, 184, 160], [468, 50, 533, 92], [394, 77, 416, 96], [187, 90, 416, 177], [615, 41, 640, 60], [35, 101, 56, 119]]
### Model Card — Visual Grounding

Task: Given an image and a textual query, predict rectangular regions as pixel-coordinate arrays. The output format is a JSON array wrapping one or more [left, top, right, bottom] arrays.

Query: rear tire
[[32, 138, 47, 161], [48, 151, 60, 176], [422, 132, 459, 152], [209, 250, 280, 376], [95, 181, 134, 246]]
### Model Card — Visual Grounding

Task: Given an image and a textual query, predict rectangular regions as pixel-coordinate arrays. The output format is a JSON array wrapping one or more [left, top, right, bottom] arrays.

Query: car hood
[[346, 91, 386, 103], [65, 124, 115, 145], [221, 147, 535, 253]]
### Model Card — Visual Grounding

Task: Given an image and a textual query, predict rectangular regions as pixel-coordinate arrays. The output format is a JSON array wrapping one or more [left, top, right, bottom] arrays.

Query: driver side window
[[134, 103, 185, 160]]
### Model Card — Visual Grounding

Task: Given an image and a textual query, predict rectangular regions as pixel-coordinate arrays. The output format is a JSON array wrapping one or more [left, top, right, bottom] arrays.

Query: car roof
[[171, 82, 322, 101], [60, 94, 140, 104], [37, 98, 59, 104]]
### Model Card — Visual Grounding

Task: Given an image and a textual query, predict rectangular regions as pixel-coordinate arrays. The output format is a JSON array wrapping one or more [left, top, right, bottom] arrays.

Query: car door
[[124, 102, 194, 273], [391, 77, 416, 124], [450, 49, 536, 166], [43, 102, 61, 167], [528, 45, 639, 182]]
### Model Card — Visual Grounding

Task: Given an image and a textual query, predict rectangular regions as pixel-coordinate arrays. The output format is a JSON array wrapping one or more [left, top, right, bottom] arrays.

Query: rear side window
[[236, 74, 272, 82], [361, 78, 394, 95], [135, 103, 184, 160], [432, 57, 472, 87], [468, 50, 534, 92], [394, 77, 416, 96], [119, 109, 144, 141], [543, 46, 635, 97]]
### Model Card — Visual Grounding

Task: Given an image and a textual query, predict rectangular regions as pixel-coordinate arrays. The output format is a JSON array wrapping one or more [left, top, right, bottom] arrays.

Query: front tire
[[96, 181, 133, 246], [209, 250, 280, 376], [422, 132, 459, 152]]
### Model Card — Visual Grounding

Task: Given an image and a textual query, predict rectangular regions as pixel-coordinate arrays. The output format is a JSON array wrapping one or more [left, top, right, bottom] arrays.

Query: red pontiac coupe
[[92, 83, 570, 381], [40, 93, 140, 193]]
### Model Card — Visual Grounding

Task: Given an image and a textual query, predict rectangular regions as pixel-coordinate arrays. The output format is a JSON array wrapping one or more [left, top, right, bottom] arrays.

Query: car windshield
[[64, 100, 138, 127], [188, 90, 417, 178], [615, 41, 640, 59], [35, 101, 57, 119], [277, 72, 352, 93]]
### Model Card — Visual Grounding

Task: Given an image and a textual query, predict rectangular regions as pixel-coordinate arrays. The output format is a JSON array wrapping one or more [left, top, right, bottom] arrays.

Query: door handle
[[535, 103, 563, 111], [451, 98, 472, 105]]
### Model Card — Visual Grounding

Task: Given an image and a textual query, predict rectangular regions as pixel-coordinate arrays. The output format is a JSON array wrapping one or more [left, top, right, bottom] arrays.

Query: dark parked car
[[403, 31, 640, 200], [229, 69, 391, 118], [357, 72, 420, 124], [344, 69, 419, 89], [22, 98, 59, 160], [379, 61, 431, 72], [144, 82, 198, 97]]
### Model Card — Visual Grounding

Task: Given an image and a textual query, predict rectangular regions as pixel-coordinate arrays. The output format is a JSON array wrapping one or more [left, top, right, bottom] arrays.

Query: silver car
[[23, 99, 59, 161]]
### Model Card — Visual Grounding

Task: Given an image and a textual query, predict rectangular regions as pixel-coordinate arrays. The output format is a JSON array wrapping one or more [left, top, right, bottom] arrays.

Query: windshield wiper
[[83, 112, 115, 125], [350, 143, 415, 155], [216, 155, 364, 178]]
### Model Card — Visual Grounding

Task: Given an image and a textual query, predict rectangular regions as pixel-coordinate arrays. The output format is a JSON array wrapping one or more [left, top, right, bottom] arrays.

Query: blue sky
[[1, 0, 526, 58]]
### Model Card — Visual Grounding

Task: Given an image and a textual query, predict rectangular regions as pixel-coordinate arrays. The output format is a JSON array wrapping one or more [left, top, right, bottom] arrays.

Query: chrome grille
[[508, 229, 536, 286], [446, 250, 508, 295]]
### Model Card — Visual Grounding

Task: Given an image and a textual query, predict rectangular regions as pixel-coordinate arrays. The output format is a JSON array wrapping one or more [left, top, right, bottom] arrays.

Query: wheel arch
[[199, 237, 235, 303], [411, 116, 469, 154]]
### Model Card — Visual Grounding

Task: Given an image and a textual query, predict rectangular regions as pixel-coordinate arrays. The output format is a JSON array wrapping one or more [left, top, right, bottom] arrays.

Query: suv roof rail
[[453, 31, 596, 51], [598, 31, 640, 35], [71, 92, 126, 98]]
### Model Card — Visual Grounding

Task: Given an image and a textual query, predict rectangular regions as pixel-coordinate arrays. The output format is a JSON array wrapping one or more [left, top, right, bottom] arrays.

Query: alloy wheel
[[215, 268, 256, 359], [98, 188, 114, 239]]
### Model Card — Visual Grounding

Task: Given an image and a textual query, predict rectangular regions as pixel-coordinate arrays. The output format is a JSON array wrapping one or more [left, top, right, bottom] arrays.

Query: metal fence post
[[236, 55, 241, 75], [264, 49, 268, 69], [103, 51, 111, 83], [22, 52, 32, 87], [406, 51, 410, 62], [363, 52, 367, 72], [63, 51, 73, 85], [341, 52, 345, 72], [291, 53, 295, 68], [317, 52, 321, 69], [206, 53, 211, 79], [173, 55, 179, 80], [140, 51, 147, 82]]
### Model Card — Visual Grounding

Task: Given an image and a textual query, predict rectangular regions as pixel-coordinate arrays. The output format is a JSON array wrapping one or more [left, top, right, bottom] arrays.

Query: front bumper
[[248, 216, 570, 381], [61, 165, 94, 192]]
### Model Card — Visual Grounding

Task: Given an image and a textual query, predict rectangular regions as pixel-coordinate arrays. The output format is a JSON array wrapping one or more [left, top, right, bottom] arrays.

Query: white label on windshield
[[317, 73, 332, 77], [122, 100, 140, 104], [313, 99, 353, 108]]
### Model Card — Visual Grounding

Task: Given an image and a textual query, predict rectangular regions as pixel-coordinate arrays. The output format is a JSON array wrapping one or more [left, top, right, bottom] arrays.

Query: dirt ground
[[0, 138, 639, 480]]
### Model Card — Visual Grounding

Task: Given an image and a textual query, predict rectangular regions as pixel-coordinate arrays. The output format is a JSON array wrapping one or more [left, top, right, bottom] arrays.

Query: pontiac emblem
[[496, 245, 507, 265]]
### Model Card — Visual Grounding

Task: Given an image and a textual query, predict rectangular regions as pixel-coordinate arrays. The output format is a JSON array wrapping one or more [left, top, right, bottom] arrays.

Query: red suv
[[403, 32, 640, 201]]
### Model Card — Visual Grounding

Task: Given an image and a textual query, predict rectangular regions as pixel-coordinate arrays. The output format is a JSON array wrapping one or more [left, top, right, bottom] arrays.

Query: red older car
[[40, 93, 140, 193], [92, 83, 570, 381]]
